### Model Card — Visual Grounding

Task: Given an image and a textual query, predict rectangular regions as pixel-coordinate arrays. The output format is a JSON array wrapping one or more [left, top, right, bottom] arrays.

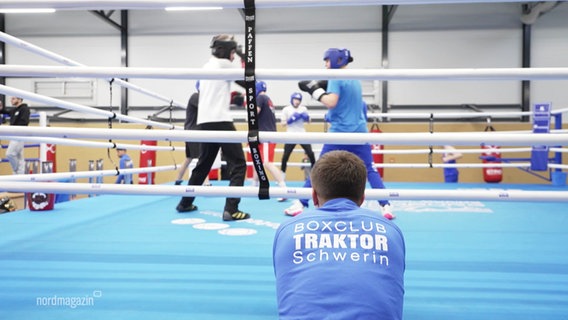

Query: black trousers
[[178, 122, 246, 213], [280, 143, 316, 173]]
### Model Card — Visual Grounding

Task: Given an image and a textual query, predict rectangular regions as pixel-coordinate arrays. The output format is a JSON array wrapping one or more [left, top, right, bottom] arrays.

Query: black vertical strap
[[244, 0, 269, 199]]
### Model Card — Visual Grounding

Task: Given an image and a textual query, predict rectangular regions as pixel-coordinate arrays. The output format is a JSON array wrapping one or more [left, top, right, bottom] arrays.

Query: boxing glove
[[287, 112, 301, 125], [300, 112, 309, 121], [298, 80, 326, 101], [317, 80, 328, 91], [236, 44, 246, 60]]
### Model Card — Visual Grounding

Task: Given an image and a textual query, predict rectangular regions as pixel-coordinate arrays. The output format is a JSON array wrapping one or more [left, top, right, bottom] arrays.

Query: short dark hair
[[310, 150, 367, 203]]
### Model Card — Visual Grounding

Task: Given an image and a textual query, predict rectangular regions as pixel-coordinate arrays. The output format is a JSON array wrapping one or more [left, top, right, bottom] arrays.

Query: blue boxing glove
[[298, 80, 327, 101], [287, 112, 301, 125], [300, 112, 309, 122]]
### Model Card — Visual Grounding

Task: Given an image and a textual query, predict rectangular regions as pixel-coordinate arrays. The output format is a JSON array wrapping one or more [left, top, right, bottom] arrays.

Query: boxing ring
[[2, 1, 568, 319], [1, 181, 567, 320]]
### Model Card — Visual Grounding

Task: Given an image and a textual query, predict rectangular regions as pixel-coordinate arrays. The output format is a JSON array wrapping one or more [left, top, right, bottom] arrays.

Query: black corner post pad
[[248, 131, 270, 200], [243, 0, 269, 200], [244, 0, 255, 9]]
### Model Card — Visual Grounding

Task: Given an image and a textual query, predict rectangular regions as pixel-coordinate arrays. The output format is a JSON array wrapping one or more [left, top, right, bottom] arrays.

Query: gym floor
[[1, 181, 567, 319]]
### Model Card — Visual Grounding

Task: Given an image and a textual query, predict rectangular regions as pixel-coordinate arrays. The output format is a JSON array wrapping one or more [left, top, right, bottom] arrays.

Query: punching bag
[[45, 144, 56, 172], [481, 125, 503, 183], [370, 123, 384, 178], [139, 140, 157, 184]]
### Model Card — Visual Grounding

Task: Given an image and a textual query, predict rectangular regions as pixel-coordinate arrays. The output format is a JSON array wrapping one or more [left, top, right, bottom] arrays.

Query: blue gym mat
[[1, 182, 567, 319]]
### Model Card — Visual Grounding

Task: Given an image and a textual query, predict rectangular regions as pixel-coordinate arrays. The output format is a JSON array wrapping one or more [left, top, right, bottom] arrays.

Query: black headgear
[[210, 34, 238, 60]]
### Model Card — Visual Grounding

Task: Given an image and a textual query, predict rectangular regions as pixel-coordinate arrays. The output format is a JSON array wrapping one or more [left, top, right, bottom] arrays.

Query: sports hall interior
[[1, 2, 568, 320]]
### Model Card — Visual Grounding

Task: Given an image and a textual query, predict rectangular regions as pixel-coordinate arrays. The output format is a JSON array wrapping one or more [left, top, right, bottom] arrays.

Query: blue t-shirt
[[257, 94, 277, 132], [444, 159, 458, 180], [273, 198, 406, 320], [116, 153, 132, 184], [326, 79, 367, 133]]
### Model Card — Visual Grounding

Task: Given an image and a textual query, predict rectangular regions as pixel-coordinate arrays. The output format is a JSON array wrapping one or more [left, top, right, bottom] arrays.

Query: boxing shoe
[[284, 200, 305, 217], [223, 210, 251, 221], [381, 204, 396, 220], [176, 203, 198, 213]]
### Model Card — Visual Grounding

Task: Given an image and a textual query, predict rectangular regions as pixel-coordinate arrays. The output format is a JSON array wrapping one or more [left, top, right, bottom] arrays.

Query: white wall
[[388, 28, 522, 105], [4, 15, 568, 117], [6, 36, 121, 108], [529, 8, 568, 112]]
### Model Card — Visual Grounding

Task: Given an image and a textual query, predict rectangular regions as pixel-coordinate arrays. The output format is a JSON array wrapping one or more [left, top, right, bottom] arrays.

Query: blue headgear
[[290, 92, 302, 105], [256, 81, 267, 95], [323, 48, 354, 69], [210, 34, 237, 60]]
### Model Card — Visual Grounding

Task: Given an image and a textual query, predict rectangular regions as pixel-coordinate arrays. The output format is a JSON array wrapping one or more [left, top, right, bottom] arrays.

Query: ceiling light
[[0, 8, 56, 14], [165, 7, 223, 11]]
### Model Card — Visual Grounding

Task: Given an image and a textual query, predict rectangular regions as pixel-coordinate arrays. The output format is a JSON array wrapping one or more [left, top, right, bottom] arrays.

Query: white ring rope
[[274, 147, 534, 154], [9, 134, 559, 156], [268, 161, 544, 170], [238, 110, 556, 122], [0, 31, 186, 109], [0, 165, 179, 182], [548, 164, 568, 170], [366, 111, 536, 120], [2, 135, 183, 152], [243, 161, 533, 169], [0, 84, 182, 130], [2, 65, 568, 81], [4, 133, 563, 155], [548, 147, 567, 153], [206, 159, 535, 169], [553, 107, 568, 115], [0, 159, 558, 183], [372, 162, 531, 168], [0, 0, 545, 11], [2, 181, 567, 203], [369, 147, 532, 154], [2, 126, 567, 146]]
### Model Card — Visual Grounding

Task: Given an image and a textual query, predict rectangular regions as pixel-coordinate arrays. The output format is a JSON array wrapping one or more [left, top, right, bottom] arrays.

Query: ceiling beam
[[0, 0, 546, 11]]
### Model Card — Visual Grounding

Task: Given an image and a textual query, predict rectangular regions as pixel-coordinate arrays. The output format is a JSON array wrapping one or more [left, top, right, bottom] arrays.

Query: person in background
[[0, 100, 5, 124], [301, 152, 312, 181], [280, 92, 316, 181], [175, 81, 210, 186], [1, 97, 30, 175], [252, 81, 288, 201], [115, 148, 133, 184], [273, 150, 406, 320], [442, 145, 463, 183]]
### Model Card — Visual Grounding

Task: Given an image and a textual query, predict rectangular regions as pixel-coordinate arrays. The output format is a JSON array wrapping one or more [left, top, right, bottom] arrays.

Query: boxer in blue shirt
[[287, 48, 395, 219]]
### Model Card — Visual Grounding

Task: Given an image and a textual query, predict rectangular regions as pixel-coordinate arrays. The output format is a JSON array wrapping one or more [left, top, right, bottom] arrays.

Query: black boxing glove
[[298, 80, 327, 101], [317, 80, 328, 91], [236, 44, 246, 60]]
